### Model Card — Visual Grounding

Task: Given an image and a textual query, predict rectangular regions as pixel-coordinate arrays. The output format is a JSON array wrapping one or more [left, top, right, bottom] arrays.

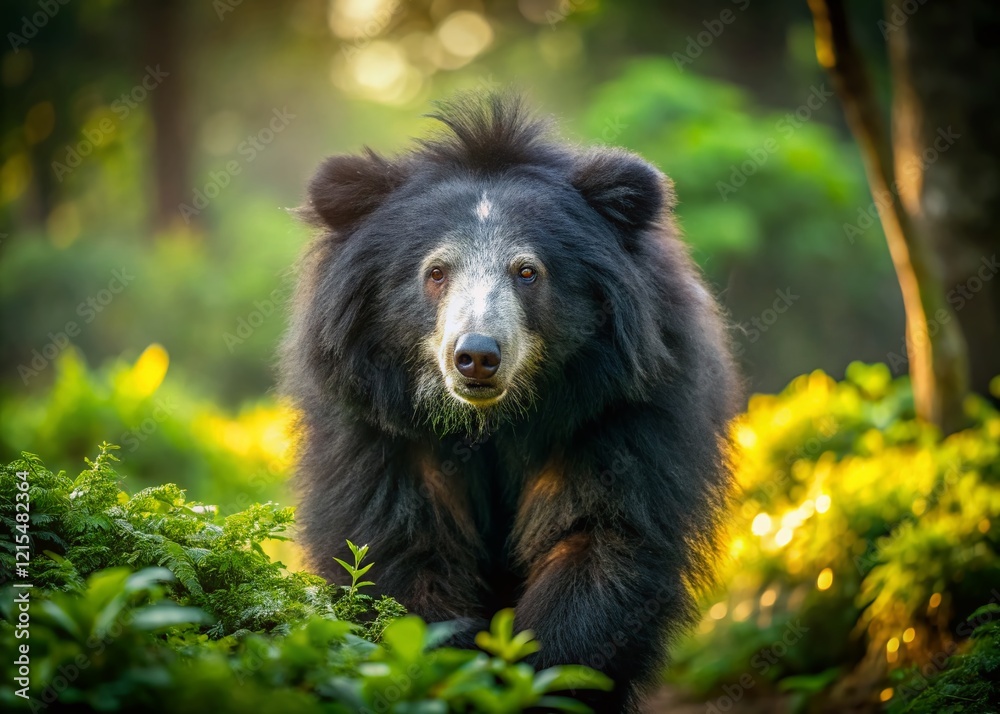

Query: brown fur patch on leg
[[418, 453, 476, 540], [528, 532, 592, 587], [516, 456, 565, 519]]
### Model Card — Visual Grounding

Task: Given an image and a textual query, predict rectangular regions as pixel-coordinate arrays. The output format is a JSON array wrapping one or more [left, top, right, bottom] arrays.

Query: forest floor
[[643, 686, 791, 713]]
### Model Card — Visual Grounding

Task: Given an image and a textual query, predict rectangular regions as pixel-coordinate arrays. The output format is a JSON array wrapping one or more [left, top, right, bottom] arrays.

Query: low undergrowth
[[0, 445, 610, 712]]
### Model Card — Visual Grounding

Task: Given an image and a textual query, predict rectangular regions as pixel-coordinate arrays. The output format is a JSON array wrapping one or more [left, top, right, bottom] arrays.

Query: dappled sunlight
[[3, 1, 999, 709], [196, 401, 297, 473], [325, 0, 494, 104], [671, 362, 1000, 701], [119, 343, 170, 399]]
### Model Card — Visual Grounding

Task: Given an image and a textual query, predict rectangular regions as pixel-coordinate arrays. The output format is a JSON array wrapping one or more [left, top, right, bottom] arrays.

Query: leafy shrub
[[1, 444, 356, 637], [887, 605, 1000, 714], [0, 346, 293, 509], [669, 364, 1000, 709], [4, 359, 998, 711], [0, 447, 611, 712]]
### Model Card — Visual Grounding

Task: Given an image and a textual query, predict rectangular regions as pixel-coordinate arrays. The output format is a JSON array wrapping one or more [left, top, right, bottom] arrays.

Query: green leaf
[[491, 608, 515, 642], [394, 702, 448, 714], [534, 695, 596, 713], [382, 615, 427, 661], [39, 599, 84, 641], [353, 562, 374, 578], [130, 604, 213, 630], [533, 665, 614, 694], [123, 566, 175, 594]]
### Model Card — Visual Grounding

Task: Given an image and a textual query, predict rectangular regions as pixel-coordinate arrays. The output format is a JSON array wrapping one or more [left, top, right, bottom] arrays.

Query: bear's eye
[[518, 266, 536, 283], [429, 267, 446, 283]]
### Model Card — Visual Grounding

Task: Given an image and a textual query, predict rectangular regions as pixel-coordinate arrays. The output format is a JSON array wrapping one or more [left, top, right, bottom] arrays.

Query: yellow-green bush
[[670, 364, 1000, 710], [0, 346, 294, 512], [3, 352, 998, 710]]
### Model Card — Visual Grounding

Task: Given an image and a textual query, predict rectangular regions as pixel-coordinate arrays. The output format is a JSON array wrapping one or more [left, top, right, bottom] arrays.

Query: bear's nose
[[454, 333, 501, 379]]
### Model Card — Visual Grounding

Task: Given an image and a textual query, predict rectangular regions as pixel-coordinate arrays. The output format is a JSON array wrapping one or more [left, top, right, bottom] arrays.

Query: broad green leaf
[[40, 599, 84, 641], [533, 665, 614, 694], [535, 695, 596, 713], [130, 604, 212, 630], [382, 615, 427, 661], [123, 567, 175, 594]]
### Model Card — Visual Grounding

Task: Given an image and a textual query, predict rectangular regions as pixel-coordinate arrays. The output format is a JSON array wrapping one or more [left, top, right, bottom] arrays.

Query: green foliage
[[0, 205, 302, 407], [582, 59, 871, 262], [668, 364, 1000, 709], [0, 346, 292, 508], [1, 443, 363, 637], [581, 59, 902, 386], [0, 448, 611, 712], [331, 540, 408, 642], [888, 606, 1000, 713], [334, 540, 376, 599]]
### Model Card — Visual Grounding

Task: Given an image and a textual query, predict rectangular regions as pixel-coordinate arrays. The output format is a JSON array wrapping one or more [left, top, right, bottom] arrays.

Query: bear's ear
[[570, 149, 673, 245], [305, 148, 408, 233]]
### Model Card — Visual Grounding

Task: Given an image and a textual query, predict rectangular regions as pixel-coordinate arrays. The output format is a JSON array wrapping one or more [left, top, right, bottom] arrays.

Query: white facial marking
[[469, 277, 494, 319], [474, 194, 492, 222]]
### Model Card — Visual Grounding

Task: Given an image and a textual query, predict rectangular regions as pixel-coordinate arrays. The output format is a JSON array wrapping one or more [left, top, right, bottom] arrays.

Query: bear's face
[[416, 186, 546, 412], [300, 111, 675, 437], [359, 174, 603, 435]]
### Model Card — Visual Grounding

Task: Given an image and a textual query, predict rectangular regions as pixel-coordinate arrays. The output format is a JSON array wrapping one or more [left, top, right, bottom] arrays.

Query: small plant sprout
[[475, 608, 540, 663], [333, 539, 375, 598]]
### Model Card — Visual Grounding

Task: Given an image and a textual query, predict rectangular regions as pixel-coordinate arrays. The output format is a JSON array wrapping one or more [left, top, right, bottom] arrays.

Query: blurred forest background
[[2, 0, 917, 414], [2, 1, 999, 712]]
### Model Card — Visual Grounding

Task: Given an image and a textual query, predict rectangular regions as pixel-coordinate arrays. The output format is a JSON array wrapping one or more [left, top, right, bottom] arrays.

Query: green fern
[[0, 447, 391, 637], [0, 447, 611, 713]]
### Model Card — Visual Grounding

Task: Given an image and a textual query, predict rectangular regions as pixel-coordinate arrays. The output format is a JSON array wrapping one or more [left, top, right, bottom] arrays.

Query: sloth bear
[[282, 93, 739, 712]]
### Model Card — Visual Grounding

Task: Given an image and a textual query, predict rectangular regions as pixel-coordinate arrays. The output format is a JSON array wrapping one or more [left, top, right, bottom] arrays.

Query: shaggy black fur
[[282, 93, 740, 713]]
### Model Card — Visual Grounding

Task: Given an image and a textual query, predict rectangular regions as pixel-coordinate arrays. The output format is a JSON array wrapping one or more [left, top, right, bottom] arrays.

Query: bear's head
[[292, 93, 680, 438]]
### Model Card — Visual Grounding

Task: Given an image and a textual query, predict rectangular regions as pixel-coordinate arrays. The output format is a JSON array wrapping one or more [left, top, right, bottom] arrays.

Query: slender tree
[[884, 0, 1000, 410], [808, 0, 970, 434]]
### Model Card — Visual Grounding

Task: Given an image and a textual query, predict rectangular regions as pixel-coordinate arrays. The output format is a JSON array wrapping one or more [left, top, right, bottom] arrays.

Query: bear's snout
[[454, 333, 501, 380]]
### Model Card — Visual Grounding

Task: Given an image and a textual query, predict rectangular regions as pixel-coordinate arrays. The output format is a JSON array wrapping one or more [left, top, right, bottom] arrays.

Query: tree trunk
[[886, 0, 1000, 406], [808, 0, 969, 433], [139, 0, 194, 233]]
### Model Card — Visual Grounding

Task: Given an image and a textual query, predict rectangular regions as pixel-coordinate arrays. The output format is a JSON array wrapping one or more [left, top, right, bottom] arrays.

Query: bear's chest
[[424, 436, 525, 601]]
